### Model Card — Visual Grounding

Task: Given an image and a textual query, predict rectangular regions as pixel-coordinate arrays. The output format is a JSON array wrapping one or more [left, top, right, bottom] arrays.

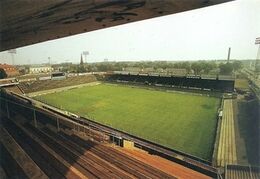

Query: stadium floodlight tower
[[83, 51, 89, 63], [8, 49, 16, 65]]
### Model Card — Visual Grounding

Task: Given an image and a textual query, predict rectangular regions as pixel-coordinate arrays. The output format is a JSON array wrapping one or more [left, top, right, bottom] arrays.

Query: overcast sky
[[0, 0, 260, 65]]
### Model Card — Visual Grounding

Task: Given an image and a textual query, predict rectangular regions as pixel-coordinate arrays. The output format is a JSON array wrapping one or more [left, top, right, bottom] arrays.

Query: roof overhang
[[0, 0, 233, 52]]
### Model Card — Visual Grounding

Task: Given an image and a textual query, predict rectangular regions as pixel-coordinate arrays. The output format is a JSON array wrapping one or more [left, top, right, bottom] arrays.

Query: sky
[[0, 0, 260, 65]]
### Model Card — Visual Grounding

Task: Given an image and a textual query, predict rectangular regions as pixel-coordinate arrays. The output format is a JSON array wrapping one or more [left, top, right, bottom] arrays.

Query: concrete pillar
[[6, 101, 10, 119], [56, 117, 60, 132], [33, 109, 37, 128]]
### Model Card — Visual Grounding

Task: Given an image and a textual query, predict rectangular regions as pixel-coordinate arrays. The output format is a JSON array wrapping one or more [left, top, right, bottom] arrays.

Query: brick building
[[0, 63, 19, 77]]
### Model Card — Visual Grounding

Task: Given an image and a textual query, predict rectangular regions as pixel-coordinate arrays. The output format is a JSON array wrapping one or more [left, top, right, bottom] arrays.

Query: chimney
[[227, 47, 231, 63]]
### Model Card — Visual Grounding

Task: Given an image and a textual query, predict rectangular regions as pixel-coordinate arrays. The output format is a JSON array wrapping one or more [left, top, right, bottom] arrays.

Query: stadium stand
[[3, 86, 24, 94], [106, 73, 235, 92], [216, 99, 237, 167], [0, 91, 214, 179], [225, 165, 260, 179], [1, 88, 220, 178], [19, 75, 97, 93], [51, 72, 66, 80], [0, 78, 23, 94], [0, 78, 19, 87]]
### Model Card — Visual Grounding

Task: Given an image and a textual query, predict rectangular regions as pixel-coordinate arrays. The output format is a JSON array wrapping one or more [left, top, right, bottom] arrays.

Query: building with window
[[0, 63, 19, 77], [29, 65, 53, 74]]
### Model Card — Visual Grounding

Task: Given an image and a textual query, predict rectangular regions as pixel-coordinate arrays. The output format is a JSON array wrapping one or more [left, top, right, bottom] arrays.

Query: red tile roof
[[0, 63, 16, 69]]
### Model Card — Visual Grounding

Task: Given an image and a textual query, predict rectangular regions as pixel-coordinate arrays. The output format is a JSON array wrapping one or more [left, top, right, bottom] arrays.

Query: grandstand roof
[[0, 0, 232, 52]]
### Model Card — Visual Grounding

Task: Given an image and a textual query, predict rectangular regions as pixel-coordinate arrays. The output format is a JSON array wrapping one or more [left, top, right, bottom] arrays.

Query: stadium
[[0, 72, 238, 178], [32, 73, 229, 160], [1, 1, 260, 179]]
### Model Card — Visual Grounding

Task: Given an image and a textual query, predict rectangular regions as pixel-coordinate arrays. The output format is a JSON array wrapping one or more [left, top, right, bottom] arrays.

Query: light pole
[[8, 49, 16, 65], [255, 37, 260, 78], [83, 51, 89, 63]]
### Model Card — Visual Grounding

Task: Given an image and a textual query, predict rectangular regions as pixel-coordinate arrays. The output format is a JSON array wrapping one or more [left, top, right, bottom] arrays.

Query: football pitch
[[34, 83, 220, 160]]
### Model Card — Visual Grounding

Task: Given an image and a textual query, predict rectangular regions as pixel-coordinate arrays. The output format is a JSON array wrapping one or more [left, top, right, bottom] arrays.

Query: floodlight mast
[[83, 51, 89, 63], [256, 37, 260, 58], [8, 49, 16, 65], [255, 37, 260, 77]]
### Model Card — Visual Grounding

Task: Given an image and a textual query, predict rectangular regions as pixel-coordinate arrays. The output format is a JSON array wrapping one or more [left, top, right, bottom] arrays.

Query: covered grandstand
[[106, 73, 235, 92], [19, 74, 97, 94]]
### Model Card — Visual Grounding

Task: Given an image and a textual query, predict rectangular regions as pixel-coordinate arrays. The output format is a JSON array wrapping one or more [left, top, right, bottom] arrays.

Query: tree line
[[64, 60, 242, 75], [0, 60, 243, 79]]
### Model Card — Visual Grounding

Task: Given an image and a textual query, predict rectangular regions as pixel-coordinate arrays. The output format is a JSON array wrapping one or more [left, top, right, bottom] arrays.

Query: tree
[[77, 65, 86, 73], [219, 63, 233, 75], [232, 61, 243, 72], [0, 68, 7, 79], [202, 61, 216, 74], [191, 62, 203, 75], [256, 60, 260, 73], [182, 62, 191, 73], [19, 68, 26, 75]]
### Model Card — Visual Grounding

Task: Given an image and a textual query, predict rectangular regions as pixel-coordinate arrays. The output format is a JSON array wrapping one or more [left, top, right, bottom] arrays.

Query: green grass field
[[235, 79, 249, 90], [35, 83, 220, 160]]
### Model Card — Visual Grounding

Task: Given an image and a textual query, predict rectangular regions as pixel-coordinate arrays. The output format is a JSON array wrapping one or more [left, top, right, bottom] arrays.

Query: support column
[[33, 109, 37, 128], [112, 136, 114, 145], [56, 117, 60, 132], [6, 101, 10, 119], [83, 120, 86, 134], [77, 119, 80, 132]]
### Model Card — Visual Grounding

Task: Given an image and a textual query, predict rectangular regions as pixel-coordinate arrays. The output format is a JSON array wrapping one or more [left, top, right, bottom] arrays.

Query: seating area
[[225, 165, 260, 179], [107, 74, 235, 92], [0, 95, 177, 179], [0, 78, 19, 87], [3, 86, 24, 94], [19, 75, 97, 93]]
